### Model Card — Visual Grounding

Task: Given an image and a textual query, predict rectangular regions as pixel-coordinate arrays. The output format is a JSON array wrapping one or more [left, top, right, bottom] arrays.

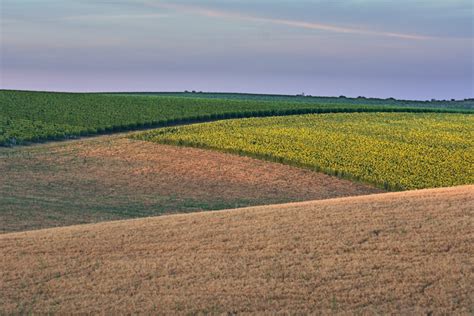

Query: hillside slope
[[0, 136, 380, 233], [1, 186, 473, 314]]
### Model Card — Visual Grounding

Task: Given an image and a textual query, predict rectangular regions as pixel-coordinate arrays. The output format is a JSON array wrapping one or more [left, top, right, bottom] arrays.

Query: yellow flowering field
[[135, 113, 474, 190]]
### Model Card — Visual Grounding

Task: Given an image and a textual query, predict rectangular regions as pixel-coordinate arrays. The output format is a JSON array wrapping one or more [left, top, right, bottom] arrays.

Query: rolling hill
[[1, 185, 472, 314]]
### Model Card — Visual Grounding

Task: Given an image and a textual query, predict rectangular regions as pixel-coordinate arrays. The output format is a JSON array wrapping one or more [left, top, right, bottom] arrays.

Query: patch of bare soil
[[0, 135, 381, 233], [1, 185, 472, 314]]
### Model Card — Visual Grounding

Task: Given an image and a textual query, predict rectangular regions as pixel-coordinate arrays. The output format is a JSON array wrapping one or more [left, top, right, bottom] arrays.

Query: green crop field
[[135, 112, 474, 190], [1, 90, 471, 146], [115, 92, 474, 110]]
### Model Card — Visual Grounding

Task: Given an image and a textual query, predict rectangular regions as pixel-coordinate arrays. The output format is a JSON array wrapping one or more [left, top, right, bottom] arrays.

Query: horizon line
[[1, 88, 472, 102]]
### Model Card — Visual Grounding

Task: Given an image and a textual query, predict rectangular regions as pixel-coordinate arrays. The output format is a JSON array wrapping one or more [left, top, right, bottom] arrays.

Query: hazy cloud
[[143, 1, 433, 40], [59, 13, 168, 22]]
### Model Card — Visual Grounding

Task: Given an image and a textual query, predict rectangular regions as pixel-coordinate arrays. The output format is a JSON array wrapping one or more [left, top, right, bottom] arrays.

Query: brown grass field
[[0, 135, 381, 233], [1, 185, 472, 314]]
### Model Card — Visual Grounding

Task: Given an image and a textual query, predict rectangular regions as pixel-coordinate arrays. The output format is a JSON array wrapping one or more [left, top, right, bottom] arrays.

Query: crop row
[[134, 113, 474, 190]]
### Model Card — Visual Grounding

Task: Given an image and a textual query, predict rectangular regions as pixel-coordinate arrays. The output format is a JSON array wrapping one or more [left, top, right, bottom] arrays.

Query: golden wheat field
[[1, 185, 473, 314]]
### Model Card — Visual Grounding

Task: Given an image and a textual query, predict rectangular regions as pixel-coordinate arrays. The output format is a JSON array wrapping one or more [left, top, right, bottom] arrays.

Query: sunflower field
[[135, 113, 474, 190]]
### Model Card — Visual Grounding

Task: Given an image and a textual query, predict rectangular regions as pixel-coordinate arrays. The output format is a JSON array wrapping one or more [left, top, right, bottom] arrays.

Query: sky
[[1, 0, 473, 100]]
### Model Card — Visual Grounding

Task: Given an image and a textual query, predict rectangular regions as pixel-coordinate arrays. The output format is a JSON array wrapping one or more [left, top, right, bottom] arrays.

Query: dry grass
[[1, 185, 472, 314], [0, 135, 381, 233]]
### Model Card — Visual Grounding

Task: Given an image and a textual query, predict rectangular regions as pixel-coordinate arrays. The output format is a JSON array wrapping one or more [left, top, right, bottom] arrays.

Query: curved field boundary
[[2, 104, 472, 147], [1, 90, 473, 147]]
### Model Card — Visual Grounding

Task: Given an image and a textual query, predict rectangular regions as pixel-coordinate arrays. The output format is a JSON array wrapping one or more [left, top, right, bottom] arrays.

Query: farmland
[[1, 90, 471, 146], [1, 185, 472, 314], [0, 134, 380, 233], [1, 90, 473, 314], [135, 112, 474, 190], [118, 91, 474, 110]]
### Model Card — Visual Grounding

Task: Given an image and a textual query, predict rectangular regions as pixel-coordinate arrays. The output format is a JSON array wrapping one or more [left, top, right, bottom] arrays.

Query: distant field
[[1, 185, 472, 314], [116, 91, 474, 110], [1, 90, 471, 146], [0, 135, 380, 233], [136, 113, 474, 190]]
